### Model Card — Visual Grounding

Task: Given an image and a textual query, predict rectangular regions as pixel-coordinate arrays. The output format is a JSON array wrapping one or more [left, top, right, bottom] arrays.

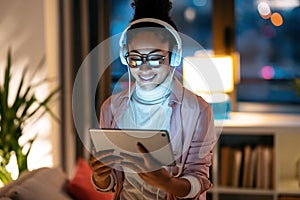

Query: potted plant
[[0, 50, 59, 185]]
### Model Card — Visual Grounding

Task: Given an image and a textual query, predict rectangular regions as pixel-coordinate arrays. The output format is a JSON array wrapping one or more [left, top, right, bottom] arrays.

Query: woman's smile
[[138, 74, 156, 82]]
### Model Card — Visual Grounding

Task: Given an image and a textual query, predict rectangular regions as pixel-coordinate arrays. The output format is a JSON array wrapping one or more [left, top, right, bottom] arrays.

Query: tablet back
[[89, 129, 175, 166]]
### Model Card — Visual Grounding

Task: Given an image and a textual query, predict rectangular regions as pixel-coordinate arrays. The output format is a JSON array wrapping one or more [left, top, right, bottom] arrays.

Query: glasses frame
[[124, 52, 169, 68]]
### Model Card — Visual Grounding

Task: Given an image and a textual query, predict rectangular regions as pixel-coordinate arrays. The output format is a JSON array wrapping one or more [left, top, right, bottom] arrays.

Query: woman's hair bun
[[131, 0, 173, 20]]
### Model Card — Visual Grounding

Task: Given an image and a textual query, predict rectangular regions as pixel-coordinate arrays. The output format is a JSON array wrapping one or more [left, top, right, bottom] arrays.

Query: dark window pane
[[109, 0, 300, 107], [235, 0, 300, 104]]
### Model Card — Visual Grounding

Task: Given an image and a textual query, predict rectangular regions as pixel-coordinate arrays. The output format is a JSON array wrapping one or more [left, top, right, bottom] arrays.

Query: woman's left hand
[[120, 142, 173, 189]]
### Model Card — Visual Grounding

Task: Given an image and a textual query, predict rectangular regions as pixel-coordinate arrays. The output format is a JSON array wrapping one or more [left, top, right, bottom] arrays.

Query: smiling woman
[[89, 0, 217, 199]]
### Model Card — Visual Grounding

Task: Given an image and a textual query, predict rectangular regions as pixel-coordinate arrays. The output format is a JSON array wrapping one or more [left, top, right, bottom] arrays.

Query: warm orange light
[[183, 55, 235, 93], [271, 12, 283, 26]]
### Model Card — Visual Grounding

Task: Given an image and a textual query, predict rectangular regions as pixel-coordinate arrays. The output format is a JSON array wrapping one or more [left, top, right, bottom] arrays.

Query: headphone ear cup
[[170, 51, 176, 67], [120, 45, 128, 65], [170, 46, 181, 67]]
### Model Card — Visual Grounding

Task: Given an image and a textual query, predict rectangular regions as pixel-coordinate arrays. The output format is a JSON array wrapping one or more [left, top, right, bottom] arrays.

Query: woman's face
[[127, 31, 171, 91]]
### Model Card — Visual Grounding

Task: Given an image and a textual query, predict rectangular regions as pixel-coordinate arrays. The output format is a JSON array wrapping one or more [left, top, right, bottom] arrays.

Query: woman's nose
[[139, 63, 152, 71]]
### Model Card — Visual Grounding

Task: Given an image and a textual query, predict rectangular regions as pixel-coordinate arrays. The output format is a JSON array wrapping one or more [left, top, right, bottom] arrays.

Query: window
[[109, 0, 300, 108], [236, 0, 300, 104]]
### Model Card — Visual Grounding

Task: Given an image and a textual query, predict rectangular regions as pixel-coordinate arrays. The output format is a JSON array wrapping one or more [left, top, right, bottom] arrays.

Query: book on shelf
[[248, 145, 258, 188], [219, 146, 242, 187], [219, 144, 274, 189], [220, 146, 232, 186], [231, 149, 242, 187], [242, 145, 251, 187], [262, 146, 272, 189], [255, 145, 273, 189], [256, 145, 263, 189]]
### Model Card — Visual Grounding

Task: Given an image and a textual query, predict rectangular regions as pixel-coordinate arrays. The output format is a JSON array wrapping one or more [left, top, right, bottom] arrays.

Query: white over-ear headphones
[[119, 18, 182, 67]]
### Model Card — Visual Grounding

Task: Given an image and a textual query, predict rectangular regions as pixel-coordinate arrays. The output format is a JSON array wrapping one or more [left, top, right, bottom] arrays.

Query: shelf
[[209, 187, 275, 195], [210, 112, 300, 200], [277, 179, 300, 194], [215, 112, 300, 129]]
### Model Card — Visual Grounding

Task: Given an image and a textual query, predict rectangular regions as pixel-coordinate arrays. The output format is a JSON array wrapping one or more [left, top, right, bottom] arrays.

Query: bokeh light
[[257, 2, 272, 19], [271, 12, 283, 26], [261, 66, 275, 80], [193, 0, 207, 7], [184, 7, 196, 22]]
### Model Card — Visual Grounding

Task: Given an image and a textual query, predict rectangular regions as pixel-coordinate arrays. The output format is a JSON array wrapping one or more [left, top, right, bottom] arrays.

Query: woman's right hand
[[89, 149, 122, 189]]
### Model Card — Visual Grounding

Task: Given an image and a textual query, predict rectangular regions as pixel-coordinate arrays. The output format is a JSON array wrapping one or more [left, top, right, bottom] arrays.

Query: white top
[[116, 75, 201, 199]]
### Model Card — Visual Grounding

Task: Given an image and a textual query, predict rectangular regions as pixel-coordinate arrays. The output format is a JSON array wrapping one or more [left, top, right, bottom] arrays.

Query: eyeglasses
[[124, 52, 168, 68]]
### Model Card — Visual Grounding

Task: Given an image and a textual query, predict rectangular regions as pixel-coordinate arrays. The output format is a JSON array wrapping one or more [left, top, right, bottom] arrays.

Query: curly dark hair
[[125, 0, 179, 57], [130, 0, 177, 30]]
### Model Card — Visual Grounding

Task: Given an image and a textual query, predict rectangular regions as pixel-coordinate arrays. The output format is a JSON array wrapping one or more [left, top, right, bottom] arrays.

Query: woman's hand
[[89, 149, 122, 189], [120, 142, 173, 189]]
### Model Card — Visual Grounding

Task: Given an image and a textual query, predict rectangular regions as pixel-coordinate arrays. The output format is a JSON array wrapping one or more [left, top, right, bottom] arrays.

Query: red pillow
[[67, 158, 113, 200]]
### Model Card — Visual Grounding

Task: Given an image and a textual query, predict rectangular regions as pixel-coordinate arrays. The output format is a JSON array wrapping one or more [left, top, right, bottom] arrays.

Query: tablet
[[89, 128, 176, 166]]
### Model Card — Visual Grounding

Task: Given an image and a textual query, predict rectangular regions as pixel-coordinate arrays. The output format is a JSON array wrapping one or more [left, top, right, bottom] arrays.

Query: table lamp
[[183, 52, 239, 120]]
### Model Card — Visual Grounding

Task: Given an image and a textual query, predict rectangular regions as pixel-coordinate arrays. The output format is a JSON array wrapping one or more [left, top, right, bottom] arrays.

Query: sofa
[[0, 158, 113, 200]]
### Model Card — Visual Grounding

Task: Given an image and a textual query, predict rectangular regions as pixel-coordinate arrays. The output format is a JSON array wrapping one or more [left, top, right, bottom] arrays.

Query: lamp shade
[[183, 55, 234, 94]]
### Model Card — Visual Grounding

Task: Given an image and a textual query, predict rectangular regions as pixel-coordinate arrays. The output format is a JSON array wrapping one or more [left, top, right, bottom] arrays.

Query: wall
[[0, 0, 60, 176]]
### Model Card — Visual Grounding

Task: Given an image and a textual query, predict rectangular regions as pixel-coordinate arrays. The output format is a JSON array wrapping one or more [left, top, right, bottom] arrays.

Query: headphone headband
[[119, 18, 182, 49], [119, 18, 182, 67]]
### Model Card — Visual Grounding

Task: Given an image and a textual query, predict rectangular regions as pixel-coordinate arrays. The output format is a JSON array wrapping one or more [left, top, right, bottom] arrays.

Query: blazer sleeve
[[99, 97, 113, 128], [182, 99, 217, 197]]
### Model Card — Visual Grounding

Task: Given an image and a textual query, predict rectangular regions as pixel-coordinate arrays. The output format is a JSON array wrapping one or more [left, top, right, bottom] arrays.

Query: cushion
[[0, 169, 36, 196], [5, 167, 72, 200], [67, 158, 113, 200]]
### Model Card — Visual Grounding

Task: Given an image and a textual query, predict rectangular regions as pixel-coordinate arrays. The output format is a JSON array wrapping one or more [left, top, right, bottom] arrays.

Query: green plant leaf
[[3, 49, 12, 110], [11, 66, 29, 110], [16, 148, 27, 173], [20, 95, 36, 119], [22, 87, 60, 122], [0, 50, 60, 185], [29, 55, 45, 81], [0, 167, 12, 185]]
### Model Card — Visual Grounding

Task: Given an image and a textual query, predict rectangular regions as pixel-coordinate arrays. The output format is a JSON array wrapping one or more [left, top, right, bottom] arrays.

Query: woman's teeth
[[140, 75, 155, 81]]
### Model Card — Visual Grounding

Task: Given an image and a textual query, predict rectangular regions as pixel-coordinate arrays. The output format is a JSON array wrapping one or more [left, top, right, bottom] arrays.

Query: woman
[[89, 0, 216, 199]]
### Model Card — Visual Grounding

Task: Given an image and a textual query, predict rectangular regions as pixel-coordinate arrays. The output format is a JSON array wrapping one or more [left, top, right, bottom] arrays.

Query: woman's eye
[[148, 55, 163, 61], [129, 56, 142, 61], [148, 60, 160, 66]]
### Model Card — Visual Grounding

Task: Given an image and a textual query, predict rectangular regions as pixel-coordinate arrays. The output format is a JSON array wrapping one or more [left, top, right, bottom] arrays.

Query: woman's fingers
[[91, 150, 123, 168], [94, 165, 112, 176], [137, 142, 149, 153], [120, 160, 142, 172], [93, 149, 114, 159], [120, 152, 147, 172], [120, 152, 144, 165]]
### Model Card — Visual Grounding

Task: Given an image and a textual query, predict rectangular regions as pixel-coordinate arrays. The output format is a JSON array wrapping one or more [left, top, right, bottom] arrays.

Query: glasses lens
[[147, 55, 164, 67], [126, 55, 143, 68], [125, 53, 166, 68]]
